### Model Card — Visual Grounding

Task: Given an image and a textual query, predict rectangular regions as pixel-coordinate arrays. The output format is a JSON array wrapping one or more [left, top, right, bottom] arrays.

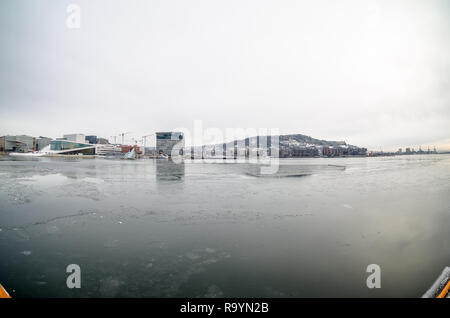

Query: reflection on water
[[156, 159, 185, 181], [0, 155, 449, 297], [245, 163, 345, 177]]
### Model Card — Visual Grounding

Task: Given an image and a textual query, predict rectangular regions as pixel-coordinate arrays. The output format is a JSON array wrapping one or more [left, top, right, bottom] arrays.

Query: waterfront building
[[50, 140, 95, 155], [156, 132, 184, 157], [0, 135, 34, 152], [95, 144, 122, 156]]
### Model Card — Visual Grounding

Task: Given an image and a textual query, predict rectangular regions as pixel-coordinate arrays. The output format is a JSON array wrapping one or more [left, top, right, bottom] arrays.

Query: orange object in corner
[[437, 280, 450, 298], [0, 284, 11, 298]]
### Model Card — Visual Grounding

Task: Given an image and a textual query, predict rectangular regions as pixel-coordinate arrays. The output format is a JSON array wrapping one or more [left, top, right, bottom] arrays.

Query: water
[[0, 155, 449, 297]]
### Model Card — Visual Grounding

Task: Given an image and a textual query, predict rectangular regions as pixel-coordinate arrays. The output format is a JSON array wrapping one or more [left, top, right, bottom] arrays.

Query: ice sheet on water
[[204, 285, 224, 298], [18, 174, 68, 187], [98, 277, 125, 297], [244, 163, 345, 178]]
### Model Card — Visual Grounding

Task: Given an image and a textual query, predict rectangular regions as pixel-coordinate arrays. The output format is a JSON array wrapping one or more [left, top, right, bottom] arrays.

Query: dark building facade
[[156, 132, 184, 156], [86, 136, 109, 145], [85, 135, 98, 144]]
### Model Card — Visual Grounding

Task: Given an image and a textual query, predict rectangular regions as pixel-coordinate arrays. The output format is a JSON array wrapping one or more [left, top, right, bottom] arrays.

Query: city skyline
[[0, 130, 444, 154]]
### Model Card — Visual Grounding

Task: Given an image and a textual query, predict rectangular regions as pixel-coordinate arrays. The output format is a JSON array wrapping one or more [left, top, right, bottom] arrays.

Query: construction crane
[[142, 133, 155, 148], [118, 132, 131, 145], [131, 138, 142, 145], [141, 133, 155, 157]]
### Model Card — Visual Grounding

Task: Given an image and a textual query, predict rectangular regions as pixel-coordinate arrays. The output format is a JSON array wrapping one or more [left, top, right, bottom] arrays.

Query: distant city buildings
[[279, 140, 366, 158], [0, 131, 149, 157], [397, 146, 437, 155], [186, 135, 367, 159], [370, 145, 438, 156], [0, 131, 441, 158]]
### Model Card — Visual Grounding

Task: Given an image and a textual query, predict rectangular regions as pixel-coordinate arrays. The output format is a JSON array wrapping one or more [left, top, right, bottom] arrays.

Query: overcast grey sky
[[0, 0, 449, 150]]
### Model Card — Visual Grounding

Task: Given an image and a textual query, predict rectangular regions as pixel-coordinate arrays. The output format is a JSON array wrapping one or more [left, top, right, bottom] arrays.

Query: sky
[[0, 0, 449, 150]]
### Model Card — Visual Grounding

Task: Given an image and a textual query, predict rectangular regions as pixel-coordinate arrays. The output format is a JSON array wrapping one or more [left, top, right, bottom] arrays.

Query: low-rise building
[[0, 135, 34, 152], [95, 144, 122, 156]]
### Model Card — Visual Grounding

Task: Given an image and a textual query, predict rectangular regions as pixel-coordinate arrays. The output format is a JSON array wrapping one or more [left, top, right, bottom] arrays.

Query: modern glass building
[[85, 135, 98, 144], [156, 132, 184, 156], [50, 140, 95, 155]]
